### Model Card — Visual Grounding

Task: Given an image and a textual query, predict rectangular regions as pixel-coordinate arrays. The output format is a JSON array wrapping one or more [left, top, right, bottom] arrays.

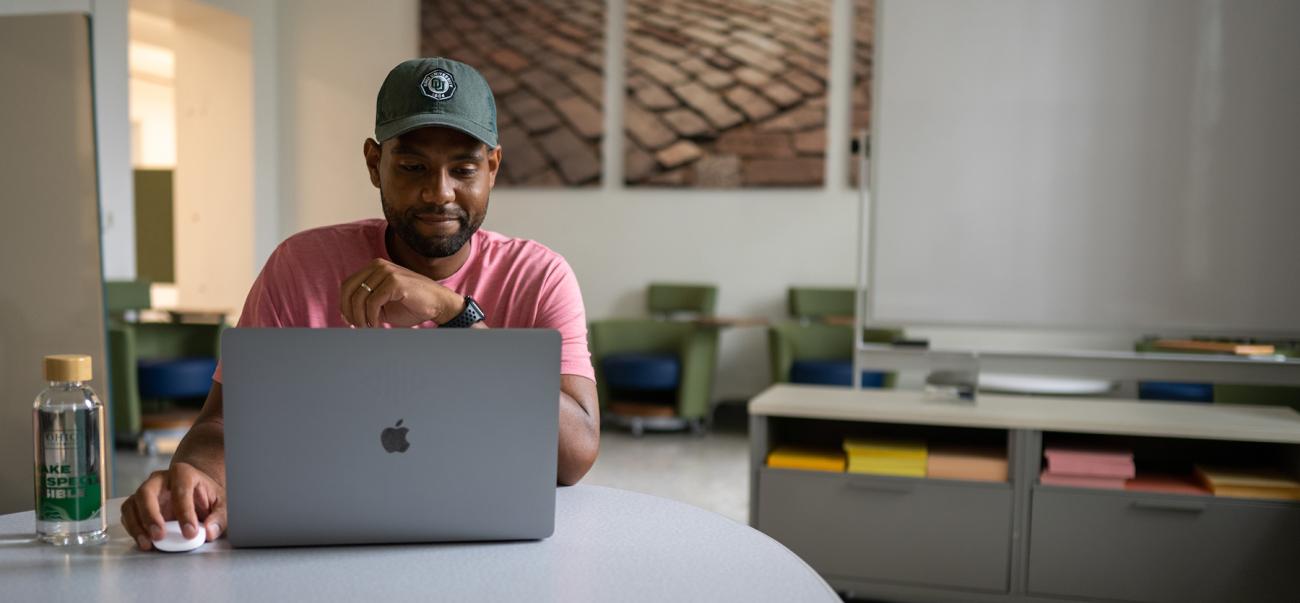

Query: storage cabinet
[[758, 468, 1012, 592], [749, 385, 1300, 603], [1028, 487, 1300, 603]]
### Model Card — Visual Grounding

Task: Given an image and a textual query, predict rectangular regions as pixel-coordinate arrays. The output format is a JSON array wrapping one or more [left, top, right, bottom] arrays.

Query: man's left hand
[[339, 258, 465, 327]]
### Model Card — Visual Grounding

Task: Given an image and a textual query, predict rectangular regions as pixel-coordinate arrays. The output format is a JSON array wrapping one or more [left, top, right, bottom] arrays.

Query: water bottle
[[33, 354, 107, 545]]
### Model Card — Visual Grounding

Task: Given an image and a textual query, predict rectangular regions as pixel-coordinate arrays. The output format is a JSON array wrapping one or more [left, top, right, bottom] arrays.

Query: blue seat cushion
[[1138, 381, 1213, 403], [137, 357, 218, 400], [790, 359, 886, 388], [602, 353, 680, 391]]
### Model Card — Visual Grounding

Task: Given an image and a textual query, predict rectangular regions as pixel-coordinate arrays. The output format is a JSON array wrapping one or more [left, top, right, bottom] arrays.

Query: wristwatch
[[441, 295, 485, 328]]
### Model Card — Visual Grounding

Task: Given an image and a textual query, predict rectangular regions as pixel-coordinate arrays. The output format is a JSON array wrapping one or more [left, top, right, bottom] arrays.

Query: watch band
[[442, 295, 485, 328]]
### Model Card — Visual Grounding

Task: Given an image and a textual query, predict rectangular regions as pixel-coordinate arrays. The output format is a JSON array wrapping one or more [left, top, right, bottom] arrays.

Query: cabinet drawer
[[757, 467, 1012, 592], [1028, 487, 1300, 602]]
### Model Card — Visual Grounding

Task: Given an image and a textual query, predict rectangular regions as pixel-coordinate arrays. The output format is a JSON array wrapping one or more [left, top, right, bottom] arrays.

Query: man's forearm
[[172, 416, 227, 486], [557, 391, 599, 485]]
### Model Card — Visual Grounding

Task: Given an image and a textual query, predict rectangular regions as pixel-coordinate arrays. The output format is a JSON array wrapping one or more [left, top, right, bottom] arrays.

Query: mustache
[[409, 207, 467, 221]]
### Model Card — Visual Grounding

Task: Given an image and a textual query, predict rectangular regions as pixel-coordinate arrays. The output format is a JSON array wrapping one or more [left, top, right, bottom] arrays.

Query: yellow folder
[[843, 437, 928, 461], [1195, 465, 1300, 501], [847, 457, 926, 478], [767, 446, 846, 472]]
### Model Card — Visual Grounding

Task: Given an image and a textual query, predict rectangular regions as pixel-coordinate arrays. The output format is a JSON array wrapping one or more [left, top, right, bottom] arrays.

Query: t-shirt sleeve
[[212, 246, 291, 383], [535, 257, 595, 382]]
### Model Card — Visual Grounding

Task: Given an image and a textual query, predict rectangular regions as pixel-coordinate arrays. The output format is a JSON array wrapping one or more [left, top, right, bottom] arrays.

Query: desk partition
[[0, 12, 109, 514]]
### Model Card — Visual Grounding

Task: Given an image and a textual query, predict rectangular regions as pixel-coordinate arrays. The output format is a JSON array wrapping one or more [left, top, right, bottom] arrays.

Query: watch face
[[446, 296, 484, 328], [464, 297, 484, 321]]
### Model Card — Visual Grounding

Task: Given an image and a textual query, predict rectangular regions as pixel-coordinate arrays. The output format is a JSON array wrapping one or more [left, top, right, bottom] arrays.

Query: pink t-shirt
[[213, 219, 593, 382]]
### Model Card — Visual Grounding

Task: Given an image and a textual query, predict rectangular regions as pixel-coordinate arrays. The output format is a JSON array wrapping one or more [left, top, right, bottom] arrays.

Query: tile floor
[[583, 423, 750, 523]]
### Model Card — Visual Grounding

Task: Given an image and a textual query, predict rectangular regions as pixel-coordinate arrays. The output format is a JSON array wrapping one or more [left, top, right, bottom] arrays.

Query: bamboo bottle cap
[[44, 355, 92, 382]]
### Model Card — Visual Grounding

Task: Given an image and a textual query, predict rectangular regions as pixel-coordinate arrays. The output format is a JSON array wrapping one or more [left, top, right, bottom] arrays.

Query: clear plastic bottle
[[33, 354, 107, 545]]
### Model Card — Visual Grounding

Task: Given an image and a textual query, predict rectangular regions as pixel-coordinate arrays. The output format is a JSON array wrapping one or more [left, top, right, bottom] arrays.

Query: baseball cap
[[374, 57, 498, 148]]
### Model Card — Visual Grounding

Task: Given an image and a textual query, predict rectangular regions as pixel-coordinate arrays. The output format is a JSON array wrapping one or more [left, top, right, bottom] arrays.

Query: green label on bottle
[[37, 465, 102, 522]]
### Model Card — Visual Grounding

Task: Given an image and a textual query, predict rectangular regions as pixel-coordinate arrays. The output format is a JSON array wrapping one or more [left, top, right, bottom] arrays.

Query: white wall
[[95, 0, 137, 281], [248, 0, 279, 271], [190, 0, 281, 271], [172, 0, 255, 317], [128, 61, 176, 167], [274, 0, 422, 231], [127, 6, 177, 168], [273, 0, 863, 400]]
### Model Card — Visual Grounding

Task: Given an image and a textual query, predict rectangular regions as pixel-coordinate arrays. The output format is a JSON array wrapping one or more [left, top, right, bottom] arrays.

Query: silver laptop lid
[[221, 328, 559, 547]]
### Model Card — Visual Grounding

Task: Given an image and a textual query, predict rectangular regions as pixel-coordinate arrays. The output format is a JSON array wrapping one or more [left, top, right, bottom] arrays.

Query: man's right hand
[[120, 461, 227, 551]]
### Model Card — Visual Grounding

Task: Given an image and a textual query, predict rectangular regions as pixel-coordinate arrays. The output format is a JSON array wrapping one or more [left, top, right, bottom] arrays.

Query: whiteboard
[[868, 0, 1300, 335]]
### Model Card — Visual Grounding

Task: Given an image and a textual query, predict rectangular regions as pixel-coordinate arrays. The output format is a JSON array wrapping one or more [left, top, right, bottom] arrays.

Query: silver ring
[[359, 282, 373, 293]]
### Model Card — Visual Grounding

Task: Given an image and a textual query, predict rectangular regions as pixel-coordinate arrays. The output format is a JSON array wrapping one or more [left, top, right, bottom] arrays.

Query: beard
[[381, 193, 485, 259]]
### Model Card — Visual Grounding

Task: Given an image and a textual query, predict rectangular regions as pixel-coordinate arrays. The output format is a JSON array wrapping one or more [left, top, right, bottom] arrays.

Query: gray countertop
[[751, 384, 1300, 443], [0, 485, 837, 602]]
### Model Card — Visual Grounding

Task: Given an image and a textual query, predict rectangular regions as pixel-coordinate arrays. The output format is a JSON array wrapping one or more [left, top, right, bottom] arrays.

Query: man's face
[[364, 126, 501, 258]]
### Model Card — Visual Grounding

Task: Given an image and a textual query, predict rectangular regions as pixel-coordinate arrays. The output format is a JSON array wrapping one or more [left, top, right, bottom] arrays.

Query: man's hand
[[120, 462, 227, 551], [340, 258, 465, 327]]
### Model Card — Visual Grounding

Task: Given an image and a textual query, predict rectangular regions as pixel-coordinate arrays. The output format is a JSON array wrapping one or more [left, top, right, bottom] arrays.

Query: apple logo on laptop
[[381, 419, 410, 453]]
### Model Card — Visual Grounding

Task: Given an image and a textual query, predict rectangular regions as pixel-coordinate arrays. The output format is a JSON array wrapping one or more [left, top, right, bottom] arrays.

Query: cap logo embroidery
[[419, 69, 457, 101]]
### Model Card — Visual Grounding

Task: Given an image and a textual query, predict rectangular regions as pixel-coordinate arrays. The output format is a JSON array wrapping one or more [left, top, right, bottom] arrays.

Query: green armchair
[[786, 287, 855, 321], [105, 281, 226, 443], [768, 287, 902, 388], [588, 283, 720, 434]]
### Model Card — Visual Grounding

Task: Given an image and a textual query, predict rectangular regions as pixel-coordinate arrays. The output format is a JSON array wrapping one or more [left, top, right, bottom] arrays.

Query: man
[[120, 58, 600, 551]]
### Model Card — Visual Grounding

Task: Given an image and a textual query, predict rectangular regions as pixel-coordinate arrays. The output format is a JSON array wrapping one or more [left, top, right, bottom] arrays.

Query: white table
[[0, 485, 837, 602]]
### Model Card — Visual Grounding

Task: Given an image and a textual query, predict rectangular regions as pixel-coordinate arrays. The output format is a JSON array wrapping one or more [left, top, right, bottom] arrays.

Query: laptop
[[220, 328, 560, 547]]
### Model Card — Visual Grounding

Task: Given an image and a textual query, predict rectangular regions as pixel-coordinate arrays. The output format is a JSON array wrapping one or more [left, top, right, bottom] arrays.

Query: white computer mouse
[[152, 520, 206, 553]]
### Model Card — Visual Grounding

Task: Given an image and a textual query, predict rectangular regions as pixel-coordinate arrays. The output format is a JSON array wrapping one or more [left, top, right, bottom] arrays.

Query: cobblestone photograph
[[623, 0, 831, 188], [420, 0, 605, 187]]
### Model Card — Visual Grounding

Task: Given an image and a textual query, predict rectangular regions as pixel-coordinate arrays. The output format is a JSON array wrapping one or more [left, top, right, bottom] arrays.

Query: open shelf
[[764, 415, 1012, 483], [1037, 431, 1300, 503]]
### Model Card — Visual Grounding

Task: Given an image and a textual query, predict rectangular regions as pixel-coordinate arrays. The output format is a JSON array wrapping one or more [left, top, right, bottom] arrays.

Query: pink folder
[[1040, 470, 1126, 490], [1043, 446, 1132, 464], [1043, 446, 1135, 479]]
